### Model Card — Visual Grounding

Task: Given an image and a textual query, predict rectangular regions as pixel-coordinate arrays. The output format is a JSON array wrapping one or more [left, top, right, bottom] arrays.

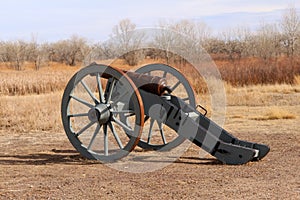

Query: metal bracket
[[196, 104, 207, 116]]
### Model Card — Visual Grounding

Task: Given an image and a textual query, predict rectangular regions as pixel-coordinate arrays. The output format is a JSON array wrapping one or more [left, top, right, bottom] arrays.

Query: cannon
[[61, 63, 270, 165]]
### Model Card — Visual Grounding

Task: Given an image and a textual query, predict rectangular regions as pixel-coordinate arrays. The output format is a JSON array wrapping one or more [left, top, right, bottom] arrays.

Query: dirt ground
[[0, 101, 299, 199]]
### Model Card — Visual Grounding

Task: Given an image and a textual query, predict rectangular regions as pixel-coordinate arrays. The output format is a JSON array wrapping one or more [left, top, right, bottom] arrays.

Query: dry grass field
[[0, 62, 299, 199]]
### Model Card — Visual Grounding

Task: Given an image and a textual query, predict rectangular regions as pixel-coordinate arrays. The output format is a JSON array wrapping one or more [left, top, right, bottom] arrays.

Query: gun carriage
[[61, 63, 269, 165]]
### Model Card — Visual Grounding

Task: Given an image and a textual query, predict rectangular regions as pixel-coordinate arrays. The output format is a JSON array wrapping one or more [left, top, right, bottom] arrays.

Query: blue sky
[[0, 0, 299, 42]]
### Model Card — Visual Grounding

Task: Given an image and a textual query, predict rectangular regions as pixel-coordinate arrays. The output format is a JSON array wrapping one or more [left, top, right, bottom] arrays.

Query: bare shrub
[[217, 57, 300, 86]]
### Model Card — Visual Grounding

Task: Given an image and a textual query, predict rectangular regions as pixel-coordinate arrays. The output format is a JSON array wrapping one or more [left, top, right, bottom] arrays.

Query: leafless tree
[[111, 19, 145, 65], [50, 35, 90, 66], [26, 37, 49, 70], [153, 20, 211, 65], [0, 40, 27, 70], [255, 22, 281, 60], [171, 20, 211, 45], [152, 20, 178, 63], [0, 41, 7, 63], [280, 4, 300, 57], [219, 28, 244, 60]]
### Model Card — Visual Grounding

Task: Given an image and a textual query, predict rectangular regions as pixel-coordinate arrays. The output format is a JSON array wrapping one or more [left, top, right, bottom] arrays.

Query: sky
[[0, 0, 299, 42]]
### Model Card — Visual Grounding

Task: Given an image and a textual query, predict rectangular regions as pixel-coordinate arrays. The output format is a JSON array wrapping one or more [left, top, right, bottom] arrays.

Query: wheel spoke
[[80, 80, 99, 104], [75, 121, 96, 137], [106, 78, 116, 103], [170, 81, 181, 92], [96, 73, 105, 103], [158, 122, 167, 144], [68, 113, 89, 118], [70, 95, 94, 108], [103, 124, 108, 156], [163, 71, 167, 78], [112, 116, 134, 135], [87, 124, 101, 150], [182, 97, 189, 101], [108, 122, 124, 149], [147, 118, 155, 144]]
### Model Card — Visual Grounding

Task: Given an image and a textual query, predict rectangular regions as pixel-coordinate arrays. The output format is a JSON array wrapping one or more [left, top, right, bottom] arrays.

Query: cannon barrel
[[100, 69, 170, 96], [125, 71, 171, 96]]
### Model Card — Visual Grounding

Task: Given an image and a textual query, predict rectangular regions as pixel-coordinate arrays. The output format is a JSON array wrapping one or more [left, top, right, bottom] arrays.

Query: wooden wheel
[[61, 64, 144, 162], [134, 63, 196, 151]]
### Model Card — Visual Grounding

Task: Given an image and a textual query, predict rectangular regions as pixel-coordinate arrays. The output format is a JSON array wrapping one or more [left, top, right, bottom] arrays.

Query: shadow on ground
[[0, 149, 222, 166]]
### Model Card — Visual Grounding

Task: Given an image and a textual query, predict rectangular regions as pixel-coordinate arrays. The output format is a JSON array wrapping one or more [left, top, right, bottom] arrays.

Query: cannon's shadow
[[128, 155, 222, 165], [0, 149, 95, 166], [0, 149, 222, 166]]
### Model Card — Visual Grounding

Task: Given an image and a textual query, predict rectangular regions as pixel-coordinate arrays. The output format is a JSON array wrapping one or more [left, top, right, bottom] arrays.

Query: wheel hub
[[88, 104, 110, 124]]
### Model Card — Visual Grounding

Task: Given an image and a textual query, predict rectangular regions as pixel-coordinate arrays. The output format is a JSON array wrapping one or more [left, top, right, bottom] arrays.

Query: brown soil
[[0, 106, 299, 199]]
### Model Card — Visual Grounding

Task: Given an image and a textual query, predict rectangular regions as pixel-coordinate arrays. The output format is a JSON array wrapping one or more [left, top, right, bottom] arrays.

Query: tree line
[[0, 5, 299, 71]]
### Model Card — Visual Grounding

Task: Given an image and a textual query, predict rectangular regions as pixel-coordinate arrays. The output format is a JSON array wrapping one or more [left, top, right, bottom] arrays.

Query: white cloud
[[165, 0, 298, 17]]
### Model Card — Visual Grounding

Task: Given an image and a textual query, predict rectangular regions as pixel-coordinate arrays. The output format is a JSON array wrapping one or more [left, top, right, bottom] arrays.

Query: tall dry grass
[[251, 106, 296, 120], [0, 64, 78, 96], [1, 84, 298, 133], [225, 83, 300, 106], [0, 60, 299, 133], [295, 75, 300, 85], [0, 63, 77, 132], [0, 92, 63, 132], [0, 71, 71, 95]]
